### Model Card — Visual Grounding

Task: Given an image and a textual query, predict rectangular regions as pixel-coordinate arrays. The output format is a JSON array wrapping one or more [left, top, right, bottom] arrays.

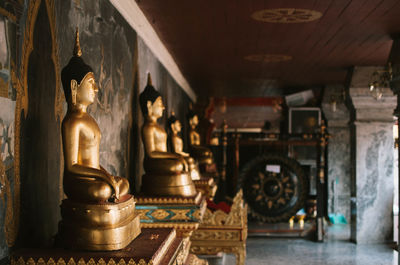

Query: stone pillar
[[321, 85, 351, 222], [349, 66, 396, 244], [389, 35, 400, 248]]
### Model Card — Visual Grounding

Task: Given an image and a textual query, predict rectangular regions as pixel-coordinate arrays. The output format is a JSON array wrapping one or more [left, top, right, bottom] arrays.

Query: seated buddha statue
[[168, 112, 200, 180], [57, 29, 140, 251], [61, 32, 128, 203], [139, 74, 196, 197], [188, 111, 214, 169]]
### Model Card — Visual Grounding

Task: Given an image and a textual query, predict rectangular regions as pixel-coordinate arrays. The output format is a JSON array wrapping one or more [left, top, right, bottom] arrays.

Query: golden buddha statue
[[188, 111, 214, 169], [168, 112, 200, 180], [139, 74, 196, 197], [57, 29, 140, 251]]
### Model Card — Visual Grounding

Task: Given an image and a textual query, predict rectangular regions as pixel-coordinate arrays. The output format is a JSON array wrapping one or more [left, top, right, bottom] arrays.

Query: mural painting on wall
[[86, 41, 131, 178], [0, 18, 9, 98], [0, 15, 16, 257], [55, 0, 137, 179]]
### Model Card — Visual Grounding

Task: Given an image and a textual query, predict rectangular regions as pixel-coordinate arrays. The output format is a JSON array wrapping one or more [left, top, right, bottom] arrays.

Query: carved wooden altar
[[193, 177, 217, 200], [12, 228, 187, 265], [135, 193, 208, 265], [190, 190, 247, 265]]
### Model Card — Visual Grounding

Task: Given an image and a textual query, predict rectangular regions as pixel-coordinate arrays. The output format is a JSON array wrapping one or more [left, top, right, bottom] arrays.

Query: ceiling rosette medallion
[[252, 8, 322, 23]]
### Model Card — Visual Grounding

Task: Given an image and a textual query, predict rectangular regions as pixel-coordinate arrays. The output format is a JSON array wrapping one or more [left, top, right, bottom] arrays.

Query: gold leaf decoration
[[151, 209, 170, 220]]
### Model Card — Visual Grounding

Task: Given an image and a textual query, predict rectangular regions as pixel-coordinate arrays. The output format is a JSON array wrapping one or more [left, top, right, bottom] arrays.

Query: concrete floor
[[214, 225, 398, 265]]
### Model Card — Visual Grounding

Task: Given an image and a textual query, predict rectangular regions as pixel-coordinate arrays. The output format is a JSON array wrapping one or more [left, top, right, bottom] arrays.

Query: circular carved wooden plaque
[[252, 8, 322, 23]]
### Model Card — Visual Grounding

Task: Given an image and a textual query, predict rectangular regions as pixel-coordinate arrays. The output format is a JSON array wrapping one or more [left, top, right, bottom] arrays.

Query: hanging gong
[[239, 154, 308, 222]]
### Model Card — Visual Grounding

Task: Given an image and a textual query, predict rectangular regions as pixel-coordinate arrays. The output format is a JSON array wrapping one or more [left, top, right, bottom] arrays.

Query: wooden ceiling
[[137, 0, 400, 98]]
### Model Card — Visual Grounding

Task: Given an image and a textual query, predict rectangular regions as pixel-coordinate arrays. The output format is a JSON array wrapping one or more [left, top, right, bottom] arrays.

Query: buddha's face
[[171, 120, 182, 133], [76, 72, 98, 105], [148, 96, 165, 118], [190, 115, 198, 127]]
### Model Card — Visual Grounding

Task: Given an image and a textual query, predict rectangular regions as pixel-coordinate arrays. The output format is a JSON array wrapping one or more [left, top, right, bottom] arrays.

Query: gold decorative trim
[[193, 177, 216, 199], [191, 230, 241, 241], [191, 191, 247, 265], [185, 254, 208, 265], [244, 54, 292, 63], [252, 8, 322, 23], [9, 0, 61, 247], [140, 223, 199, 238], [11, 257, 155, 265], [201, 190, 246, 227], [140, 222, 199, 230], [193, 177, 215, 186], [136, 192, 202, 205]]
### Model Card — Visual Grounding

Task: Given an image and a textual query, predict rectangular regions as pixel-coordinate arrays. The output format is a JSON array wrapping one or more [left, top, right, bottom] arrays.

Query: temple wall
[[0, 0, 193, 261], [56, 0, 138, 181], [0, 13, 17, 263]]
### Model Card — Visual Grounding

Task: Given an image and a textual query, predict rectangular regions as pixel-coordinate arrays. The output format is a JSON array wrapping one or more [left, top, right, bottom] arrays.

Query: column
[[349, 66, 396, 244], [389, 34, 400, 248], [321, 85, 351, 223]]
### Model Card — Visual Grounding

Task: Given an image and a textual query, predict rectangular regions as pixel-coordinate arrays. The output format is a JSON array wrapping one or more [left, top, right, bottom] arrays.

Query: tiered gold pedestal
[[193, 177, 217, 199], [12, 228, 186, 265], [190, 190, 248, 265], [136, 192, 208, 265], [58, 194, 141, 251]]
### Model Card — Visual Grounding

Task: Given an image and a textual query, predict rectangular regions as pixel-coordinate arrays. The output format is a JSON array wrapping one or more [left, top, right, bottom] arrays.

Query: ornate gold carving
[[201, 190, 246, 227], [136, 192, 202, 205], [149, 234, 159, 240], [252, 8, 322, 23], [140, 222, 198, 238], [174, 238, 189, 265], [191, 230, 240, 241], [193, 178, 217, 199], [170, 210, 192, 220], [191, 190, 247, 265], [185, 254, 208, 265], [193, 200, 206, 221], [151, 209, 170, 220], [244, 54, 292, 63], [136, 209, 194, 222], [11, 257, 156, 265]]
